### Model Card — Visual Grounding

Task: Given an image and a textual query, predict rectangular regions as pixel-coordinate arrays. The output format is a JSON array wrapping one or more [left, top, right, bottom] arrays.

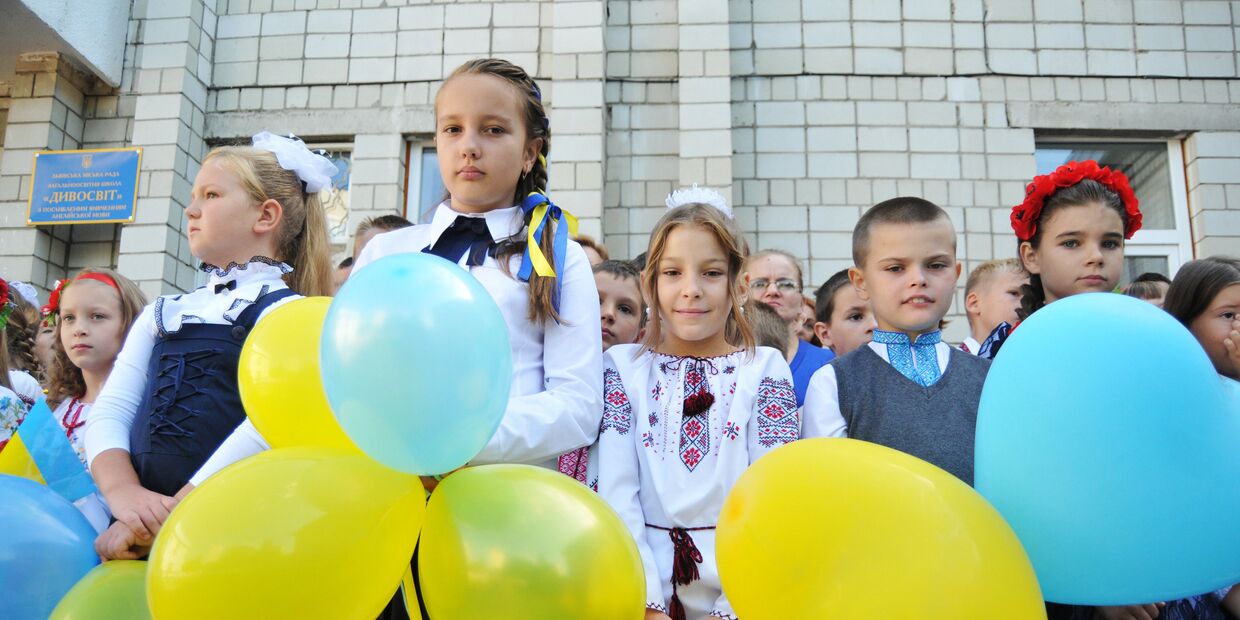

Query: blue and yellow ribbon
[[517, 190, 578, 315]]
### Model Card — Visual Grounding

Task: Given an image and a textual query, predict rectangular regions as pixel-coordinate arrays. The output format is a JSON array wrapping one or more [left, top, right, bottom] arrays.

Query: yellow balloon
[[148, 448, 424, 620], [419, 465, 645, 619], [51, 560, 151, 620], [717, 438, 1046, 620], [238, 297, 359, 452]]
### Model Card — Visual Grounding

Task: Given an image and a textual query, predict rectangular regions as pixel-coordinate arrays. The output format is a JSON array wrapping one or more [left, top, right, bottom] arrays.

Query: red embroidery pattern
[[601, 368, 632, 435], [679, 415, 709, 471], [755, 377, 798, 448]]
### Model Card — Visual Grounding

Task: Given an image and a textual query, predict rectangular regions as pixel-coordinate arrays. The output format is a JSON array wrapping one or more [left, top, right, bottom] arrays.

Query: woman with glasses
[[745, 249, 835, 407]]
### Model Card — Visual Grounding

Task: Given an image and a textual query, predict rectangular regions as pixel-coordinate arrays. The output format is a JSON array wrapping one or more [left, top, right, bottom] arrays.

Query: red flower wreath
[[41, 278, 69, 324], [0, 278, 12, 331], [1010, 159, 1143, 241]]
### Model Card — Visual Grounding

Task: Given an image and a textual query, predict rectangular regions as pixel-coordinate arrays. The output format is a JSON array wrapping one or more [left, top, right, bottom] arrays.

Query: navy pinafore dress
[[129, 288, 297, 495]]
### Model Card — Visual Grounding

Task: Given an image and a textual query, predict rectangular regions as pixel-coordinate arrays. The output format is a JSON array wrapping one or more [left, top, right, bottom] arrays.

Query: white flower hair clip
[[251, 131, 338, 193], [9, 281, 38, 307], [665, 184, 733, 219]]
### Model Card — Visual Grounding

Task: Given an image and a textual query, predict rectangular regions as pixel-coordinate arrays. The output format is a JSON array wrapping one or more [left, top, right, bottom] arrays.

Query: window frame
[[403, 139, 442, 225]]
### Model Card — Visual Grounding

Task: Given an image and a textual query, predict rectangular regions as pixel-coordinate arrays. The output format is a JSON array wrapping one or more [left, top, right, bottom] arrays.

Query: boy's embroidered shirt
[[801, 338, 954, 439], [351, 201, 604, 471], [872, 329, 942, 387], [596, 344, 797, 616], [83, 258, 299, 468]]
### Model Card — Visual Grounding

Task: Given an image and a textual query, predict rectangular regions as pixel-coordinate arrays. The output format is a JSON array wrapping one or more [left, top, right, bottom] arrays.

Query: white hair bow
[[251, 131, 338, 193], [9, 281, 38, 307], [665, 184, 733, 219]]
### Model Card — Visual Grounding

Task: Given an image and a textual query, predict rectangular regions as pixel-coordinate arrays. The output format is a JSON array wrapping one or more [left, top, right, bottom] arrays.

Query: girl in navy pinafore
[[84, 133, 336, 559]]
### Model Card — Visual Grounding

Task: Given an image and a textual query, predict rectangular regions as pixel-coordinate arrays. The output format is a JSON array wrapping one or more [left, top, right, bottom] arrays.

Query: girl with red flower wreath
[[1011, 159, 1142, 323], [33, 268, 148, 532]]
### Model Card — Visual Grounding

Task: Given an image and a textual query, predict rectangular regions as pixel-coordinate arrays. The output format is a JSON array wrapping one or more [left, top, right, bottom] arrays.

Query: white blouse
[[597, 344, 798, 618], [83, 259, 298, 470], [8, 370, 42, 408], [349, 202, 604, 471]]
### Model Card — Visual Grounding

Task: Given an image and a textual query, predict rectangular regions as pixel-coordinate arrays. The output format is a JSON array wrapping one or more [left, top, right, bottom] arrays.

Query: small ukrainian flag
[[0, 399, 98, 502]]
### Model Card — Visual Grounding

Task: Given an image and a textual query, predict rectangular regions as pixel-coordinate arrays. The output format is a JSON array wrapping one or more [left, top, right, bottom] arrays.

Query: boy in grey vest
[[802, 197, 990, 485]]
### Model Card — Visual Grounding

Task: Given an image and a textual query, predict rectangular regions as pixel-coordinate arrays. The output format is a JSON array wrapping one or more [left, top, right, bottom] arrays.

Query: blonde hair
[[965, 258, 1024, 298], [47, 269, 148, 408], [640, 203, 755, 356], [203, 146, 333, 297]]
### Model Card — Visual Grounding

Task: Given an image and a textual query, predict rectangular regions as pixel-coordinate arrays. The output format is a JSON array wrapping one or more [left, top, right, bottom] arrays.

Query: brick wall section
[[0, 53, 93, 292]]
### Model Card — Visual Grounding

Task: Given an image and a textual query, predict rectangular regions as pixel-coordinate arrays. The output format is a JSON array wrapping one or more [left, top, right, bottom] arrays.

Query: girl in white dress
[[598, 203, 799, 620]]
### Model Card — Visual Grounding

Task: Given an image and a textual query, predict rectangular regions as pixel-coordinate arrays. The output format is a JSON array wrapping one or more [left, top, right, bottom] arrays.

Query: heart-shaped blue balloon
[[976, 293, 1240, 605]]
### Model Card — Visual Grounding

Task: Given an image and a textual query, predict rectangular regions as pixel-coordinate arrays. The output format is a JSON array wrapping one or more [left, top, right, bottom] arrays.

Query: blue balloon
[[0, 474, 100, 619], [322, 253, 512, 475], [975, 293, 1240, 605]]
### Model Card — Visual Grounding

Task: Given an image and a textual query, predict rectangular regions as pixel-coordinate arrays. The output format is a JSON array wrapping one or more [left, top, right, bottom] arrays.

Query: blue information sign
[[26, 148, 142, 225]]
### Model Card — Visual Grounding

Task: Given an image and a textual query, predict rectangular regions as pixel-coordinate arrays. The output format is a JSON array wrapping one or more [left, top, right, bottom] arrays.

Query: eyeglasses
[[750, 278, 800, 294]]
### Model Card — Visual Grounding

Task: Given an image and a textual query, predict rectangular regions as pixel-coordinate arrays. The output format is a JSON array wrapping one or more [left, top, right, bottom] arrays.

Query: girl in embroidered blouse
[[85, 133, 334, 560], [41, 269, 147, 532], [597, 203, 799, 620]]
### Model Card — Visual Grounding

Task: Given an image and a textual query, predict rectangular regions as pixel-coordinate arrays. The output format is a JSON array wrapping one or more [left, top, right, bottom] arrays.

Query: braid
[[1017, 275, 1045, 321], [5, 300, 42, 377], [447, 58, 561, 324]]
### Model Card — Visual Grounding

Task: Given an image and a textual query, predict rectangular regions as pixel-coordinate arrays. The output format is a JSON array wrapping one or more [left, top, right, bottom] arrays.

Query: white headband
[[251, 131, 338, 193], [666, 184, 733, 219]]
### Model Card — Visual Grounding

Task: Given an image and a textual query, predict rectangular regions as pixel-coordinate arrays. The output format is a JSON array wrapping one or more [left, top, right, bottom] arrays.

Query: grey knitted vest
[[833, 345, 991, 486]]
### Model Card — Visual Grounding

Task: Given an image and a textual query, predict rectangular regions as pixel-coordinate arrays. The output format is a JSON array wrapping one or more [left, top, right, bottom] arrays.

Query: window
[[309, 144, 353, 246], [1035, 140, 1192, 282], [404, 141, 445, 225]]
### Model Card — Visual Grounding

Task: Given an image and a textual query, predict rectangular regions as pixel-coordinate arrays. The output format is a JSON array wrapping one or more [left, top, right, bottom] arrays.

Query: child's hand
[[1224, 318, 1240, 376], [107, 484, 178, 543], [1094, 603, 1165, 620], [95, 521, 150, 561], [644, 610, 672, 620]]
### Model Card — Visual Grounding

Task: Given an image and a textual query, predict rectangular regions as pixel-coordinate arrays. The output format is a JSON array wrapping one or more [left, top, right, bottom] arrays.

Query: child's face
[[35, 320, 56, 374], [58, 280, 125, 375], [653, 225, 734, 355], [745, 254, 803, 326], [596, 272, 643, 351], [435, 73, 541, 214], [816, 284, 876, 356], [187, 160, 265, 268], [1189, 283, 1240, 379], [969, 271, 1028, 336], [851, 219, 961, 336], [1020, 202, 1124, 304]]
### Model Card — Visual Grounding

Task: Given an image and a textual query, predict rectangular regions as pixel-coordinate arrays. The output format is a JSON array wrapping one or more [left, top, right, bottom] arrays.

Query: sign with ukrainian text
[[26, 148, 142, 225]]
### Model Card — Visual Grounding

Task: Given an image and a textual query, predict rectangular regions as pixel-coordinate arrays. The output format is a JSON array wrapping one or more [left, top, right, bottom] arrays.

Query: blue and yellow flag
[[0, 399, 98, 502]]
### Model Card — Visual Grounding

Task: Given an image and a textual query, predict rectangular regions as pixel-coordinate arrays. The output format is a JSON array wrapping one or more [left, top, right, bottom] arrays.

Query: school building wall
[[0, 0, 1237, 340]]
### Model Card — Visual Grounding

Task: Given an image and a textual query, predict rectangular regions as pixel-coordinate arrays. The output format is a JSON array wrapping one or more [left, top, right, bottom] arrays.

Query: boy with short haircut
[[593, 260, 646, 351], [961, 258, 1027, 358], [802, 197, 990, 485], [812, 269, 877, 357]]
